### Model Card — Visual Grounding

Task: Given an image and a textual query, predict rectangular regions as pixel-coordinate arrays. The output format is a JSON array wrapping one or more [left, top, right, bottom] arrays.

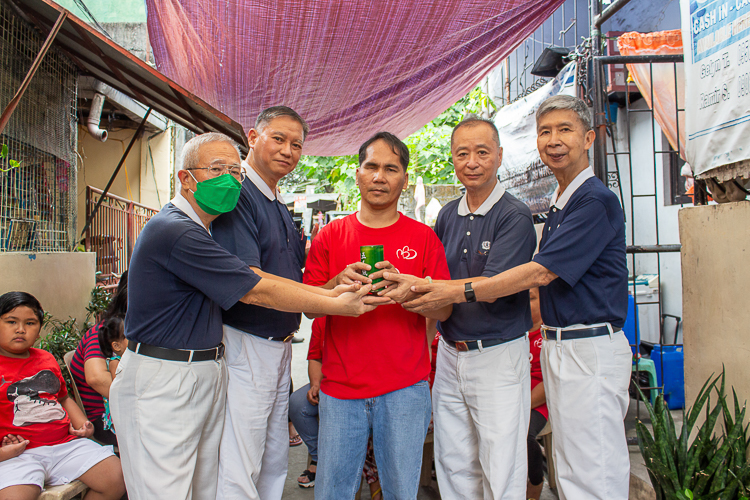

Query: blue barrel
[[651, 345, 685, 409], [622, 294, 637, 355]]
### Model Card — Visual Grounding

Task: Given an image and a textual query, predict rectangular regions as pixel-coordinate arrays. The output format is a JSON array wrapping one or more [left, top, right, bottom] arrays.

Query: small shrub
[[636, 370, 750, 500]]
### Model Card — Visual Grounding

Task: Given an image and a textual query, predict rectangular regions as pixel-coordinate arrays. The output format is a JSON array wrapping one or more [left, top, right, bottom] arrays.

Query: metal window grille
[[0, 2, 77, 252], [85, 186, 159, 288]]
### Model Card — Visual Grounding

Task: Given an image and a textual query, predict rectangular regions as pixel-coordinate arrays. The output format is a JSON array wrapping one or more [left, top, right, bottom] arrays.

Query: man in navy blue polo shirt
[[384, 116, 536, 499], [211, 106, 311, 500], [109, 132, 374, 500], [396, 95, 630, 500]]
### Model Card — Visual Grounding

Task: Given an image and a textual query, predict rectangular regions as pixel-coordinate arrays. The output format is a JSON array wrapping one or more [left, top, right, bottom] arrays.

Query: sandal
[[289, 434, 303, 447], [297, 466, 316, 488], [372, 487, 382, 500]]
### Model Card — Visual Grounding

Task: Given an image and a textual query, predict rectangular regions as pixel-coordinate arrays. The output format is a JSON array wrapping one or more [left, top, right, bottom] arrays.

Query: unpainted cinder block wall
[[680, 202, 750, 425]]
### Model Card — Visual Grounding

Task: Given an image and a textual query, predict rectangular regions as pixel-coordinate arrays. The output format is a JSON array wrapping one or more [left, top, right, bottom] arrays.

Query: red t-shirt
[[529, 328, 548, 419], [304, 213, 450, 399], [307, 317, 325, 361], [69, 322, 106, 421], [0, 348, 76, 449]]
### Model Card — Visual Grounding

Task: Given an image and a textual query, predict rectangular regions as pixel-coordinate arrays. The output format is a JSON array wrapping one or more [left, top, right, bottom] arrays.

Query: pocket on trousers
[[571, 338, 598, 376], [133, 359, 163, 399]]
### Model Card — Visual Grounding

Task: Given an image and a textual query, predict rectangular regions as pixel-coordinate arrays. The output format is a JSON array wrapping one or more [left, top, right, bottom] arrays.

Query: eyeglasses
[[188, 163, 245, 182]]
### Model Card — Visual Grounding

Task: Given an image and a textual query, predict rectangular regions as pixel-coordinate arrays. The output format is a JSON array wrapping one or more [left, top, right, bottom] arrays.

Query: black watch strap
[[464, 282, 477, 303]]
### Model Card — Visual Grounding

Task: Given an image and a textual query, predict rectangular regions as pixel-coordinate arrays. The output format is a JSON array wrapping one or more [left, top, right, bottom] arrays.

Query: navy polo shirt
[[212, 164, 306, 337], [435, 182, 536, 341], [533, 168, 627, 328], [125, 200, 261, 350]]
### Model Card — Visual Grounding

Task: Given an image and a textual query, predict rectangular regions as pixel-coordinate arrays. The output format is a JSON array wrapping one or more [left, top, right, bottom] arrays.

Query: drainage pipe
[[87, 92, 108, 142]]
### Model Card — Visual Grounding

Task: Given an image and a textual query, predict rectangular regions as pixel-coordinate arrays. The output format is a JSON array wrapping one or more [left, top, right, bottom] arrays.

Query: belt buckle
[[216, 343, 225, 360], [455, 341, 469, 352], [282, 335, 294, 343]]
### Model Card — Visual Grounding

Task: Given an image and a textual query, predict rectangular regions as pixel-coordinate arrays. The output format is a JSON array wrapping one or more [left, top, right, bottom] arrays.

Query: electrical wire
[[73, 0, 112, 39]]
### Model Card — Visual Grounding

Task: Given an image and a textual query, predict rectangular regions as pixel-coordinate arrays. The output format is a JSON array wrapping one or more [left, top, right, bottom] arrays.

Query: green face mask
[[189, 172, 242, 215]]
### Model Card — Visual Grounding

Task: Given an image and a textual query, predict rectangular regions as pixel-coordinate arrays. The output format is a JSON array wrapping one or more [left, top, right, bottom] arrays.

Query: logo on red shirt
[[396, 246, 417, 260]]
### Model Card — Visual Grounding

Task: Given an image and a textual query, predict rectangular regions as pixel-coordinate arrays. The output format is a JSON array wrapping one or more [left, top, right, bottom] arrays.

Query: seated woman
[[69, 272, 127, 446], [527, 287, 548, 500], [290, 318, 382, 499]]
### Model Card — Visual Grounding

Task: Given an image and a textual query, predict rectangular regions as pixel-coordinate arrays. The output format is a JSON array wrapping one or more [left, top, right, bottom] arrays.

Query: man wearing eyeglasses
[[110, 132, 374, 500], [211, 107, 315, 500]]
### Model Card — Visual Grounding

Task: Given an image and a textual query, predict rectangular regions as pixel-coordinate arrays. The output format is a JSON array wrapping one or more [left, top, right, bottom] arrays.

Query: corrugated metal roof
[[8, 0, 248, 153]]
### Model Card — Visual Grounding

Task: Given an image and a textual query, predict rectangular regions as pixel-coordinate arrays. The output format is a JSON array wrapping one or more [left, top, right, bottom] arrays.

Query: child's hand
[[1, 434, 28, 459], [69, 421, 94, 438]]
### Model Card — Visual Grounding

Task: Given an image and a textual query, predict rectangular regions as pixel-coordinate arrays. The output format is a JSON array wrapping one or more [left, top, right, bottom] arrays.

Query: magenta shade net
[[146, 0, 563, 156]]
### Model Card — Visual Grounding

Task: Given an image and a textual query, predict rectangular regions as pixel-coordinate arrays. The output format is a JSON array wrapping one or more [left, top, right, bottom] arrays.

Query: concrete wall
[[76, 126, 142, 234], [139, 128, 173, 209], [77, 124, 172, 235], [680, 202, 750, 419], [0, 252, 96, 334]]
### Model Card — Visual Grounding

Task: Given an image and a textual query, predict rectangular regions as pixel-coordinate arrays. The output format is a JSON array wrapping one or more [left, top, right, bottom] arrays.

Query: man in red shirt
[[304, 132, 451, 499]]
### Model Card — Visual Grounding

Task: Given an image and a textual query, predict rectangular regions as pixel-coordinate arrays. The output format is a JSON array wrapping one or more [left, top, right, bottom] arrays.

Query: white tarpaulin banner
[[680, 0, 750, 178], [493, 62, 577, 214]]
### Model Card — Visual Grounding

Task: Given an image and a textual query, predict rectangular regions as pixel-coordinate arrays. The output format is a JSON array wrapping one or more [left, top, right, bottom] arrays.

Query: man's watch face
[[464, 282, 476, 302]]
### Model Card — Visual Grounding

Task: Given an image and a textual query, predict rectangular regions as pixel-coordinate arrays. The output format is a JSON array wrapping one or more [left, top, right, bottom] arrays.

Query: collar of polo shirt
[[243, 160, 284, 202], [550, 166, 595, 210], [171, 191, 211, 234], [457, 179, 506, 216]]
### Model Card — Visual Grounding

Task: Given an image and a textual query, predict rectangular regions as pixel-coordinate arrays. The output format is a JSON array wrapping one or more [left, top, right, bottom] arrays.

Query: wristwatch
[[464, 282, 477, 303]]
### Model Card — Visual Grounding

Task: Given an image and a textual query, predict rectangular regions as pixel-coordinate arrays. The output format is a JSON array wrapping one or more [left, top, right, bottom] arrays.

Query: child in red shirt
[[0, 291, 125, 499]]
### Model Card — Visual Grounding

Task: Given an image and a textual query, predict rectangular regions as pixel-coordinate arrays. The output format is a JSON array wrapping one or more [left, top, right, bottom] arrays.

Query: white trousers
[[540, 331, 632, 500], [433, 335, 530, 500], [217, 325, 292, 500], [110, 349, 227, 500]]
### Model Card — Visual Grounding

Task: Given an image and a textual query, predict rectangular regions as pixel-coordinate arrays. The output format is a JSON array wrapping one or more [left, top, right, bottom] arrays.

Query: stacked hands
[[331, 261, 461, 315]]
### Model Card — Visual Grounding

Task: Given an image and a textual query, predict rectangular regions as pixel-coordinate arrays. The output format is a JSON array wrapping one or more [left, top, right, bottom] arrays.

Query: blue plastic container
[[651, 345, 685, 410], [622, 294, 637, 355]]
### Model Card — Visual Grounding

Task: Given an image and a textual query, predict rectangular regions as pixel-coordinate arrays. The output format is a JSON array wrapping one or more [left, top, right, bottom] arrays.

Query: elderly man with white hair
[[391, 95, 631, 500], [110, 132, 374, 500]]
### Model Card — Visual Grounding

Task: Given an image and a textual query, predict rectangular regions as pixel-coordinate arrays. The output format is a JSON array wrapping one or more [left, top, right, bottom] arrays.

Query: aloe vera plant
[[636, 370, 750, 500]]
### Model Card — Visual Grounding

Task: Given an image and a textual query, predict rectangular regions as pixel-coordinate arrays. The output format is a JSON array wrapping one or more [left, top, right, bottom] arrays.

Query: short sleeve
[[533, 198, 616, 287], [303, 227, 331, 286], [433, 206, 447, 241], [212, 188, 262, 268], [423, 230, 451, 280], [168, 228, 261, 310], [483, 212, 536, 277], [50, 356, 69, 401], [307, 317, 325, 360], [82, 324, 104, 361]]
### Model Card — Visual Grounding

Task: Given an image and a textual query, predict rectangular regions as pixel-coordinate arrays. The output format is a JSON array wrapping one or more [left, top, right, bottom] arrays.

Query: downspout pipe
[[87, 92, 108, 142]]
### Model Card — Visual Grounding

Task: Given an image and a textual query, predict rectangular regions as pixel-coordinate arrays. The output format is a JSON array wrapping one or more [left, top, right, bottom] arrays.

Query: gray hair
[[536, 95, 592, 131], [255, 106, 310, 140], [181, 132, 241, 171], [451, 114, 501, 147]]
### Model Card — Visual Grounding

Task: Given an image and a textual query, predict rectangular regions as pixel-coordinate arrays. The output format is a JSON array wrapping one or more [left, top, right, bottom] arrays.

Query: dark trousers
[[528, 409, 547, 486]]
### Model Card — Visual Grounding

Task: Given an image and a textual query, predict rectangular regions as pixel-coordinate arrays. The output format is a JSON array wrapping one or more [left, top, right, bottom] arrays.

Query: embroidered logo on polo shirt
[[396, 246, 417, 260], [481, 241, 491, 250]]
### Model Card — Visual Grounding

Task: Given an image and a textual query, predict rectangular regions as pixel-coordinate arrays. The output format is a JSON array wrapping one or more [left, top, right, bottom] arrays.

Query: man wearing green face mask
[[109, 132, 380, 500]]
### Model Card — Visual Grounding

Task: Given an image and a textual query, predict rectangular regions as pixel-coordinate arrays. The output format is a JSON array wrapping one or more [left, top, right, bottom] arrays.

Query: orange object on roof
[[618, 30, 685, 160]]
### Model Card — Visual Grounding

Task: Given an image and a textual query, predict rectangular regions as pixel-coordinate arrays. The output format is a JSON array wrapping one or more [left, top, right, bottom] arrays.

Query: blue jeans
[[315, 380, 431, 500], [289, 383, 319, 462]]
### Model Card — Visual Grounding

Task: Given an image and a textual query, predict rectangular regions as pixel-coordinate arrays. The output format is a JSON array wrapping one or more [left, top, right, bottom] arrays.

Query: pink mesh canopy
[[146, 0, 563, 155]]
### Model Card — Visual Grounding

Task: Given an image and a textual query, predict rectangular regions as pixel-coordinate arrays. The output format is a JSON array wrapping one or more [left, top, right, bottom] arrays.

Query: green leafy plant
[[636, 370, 750, 500], [0, 143, 21, 172]]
